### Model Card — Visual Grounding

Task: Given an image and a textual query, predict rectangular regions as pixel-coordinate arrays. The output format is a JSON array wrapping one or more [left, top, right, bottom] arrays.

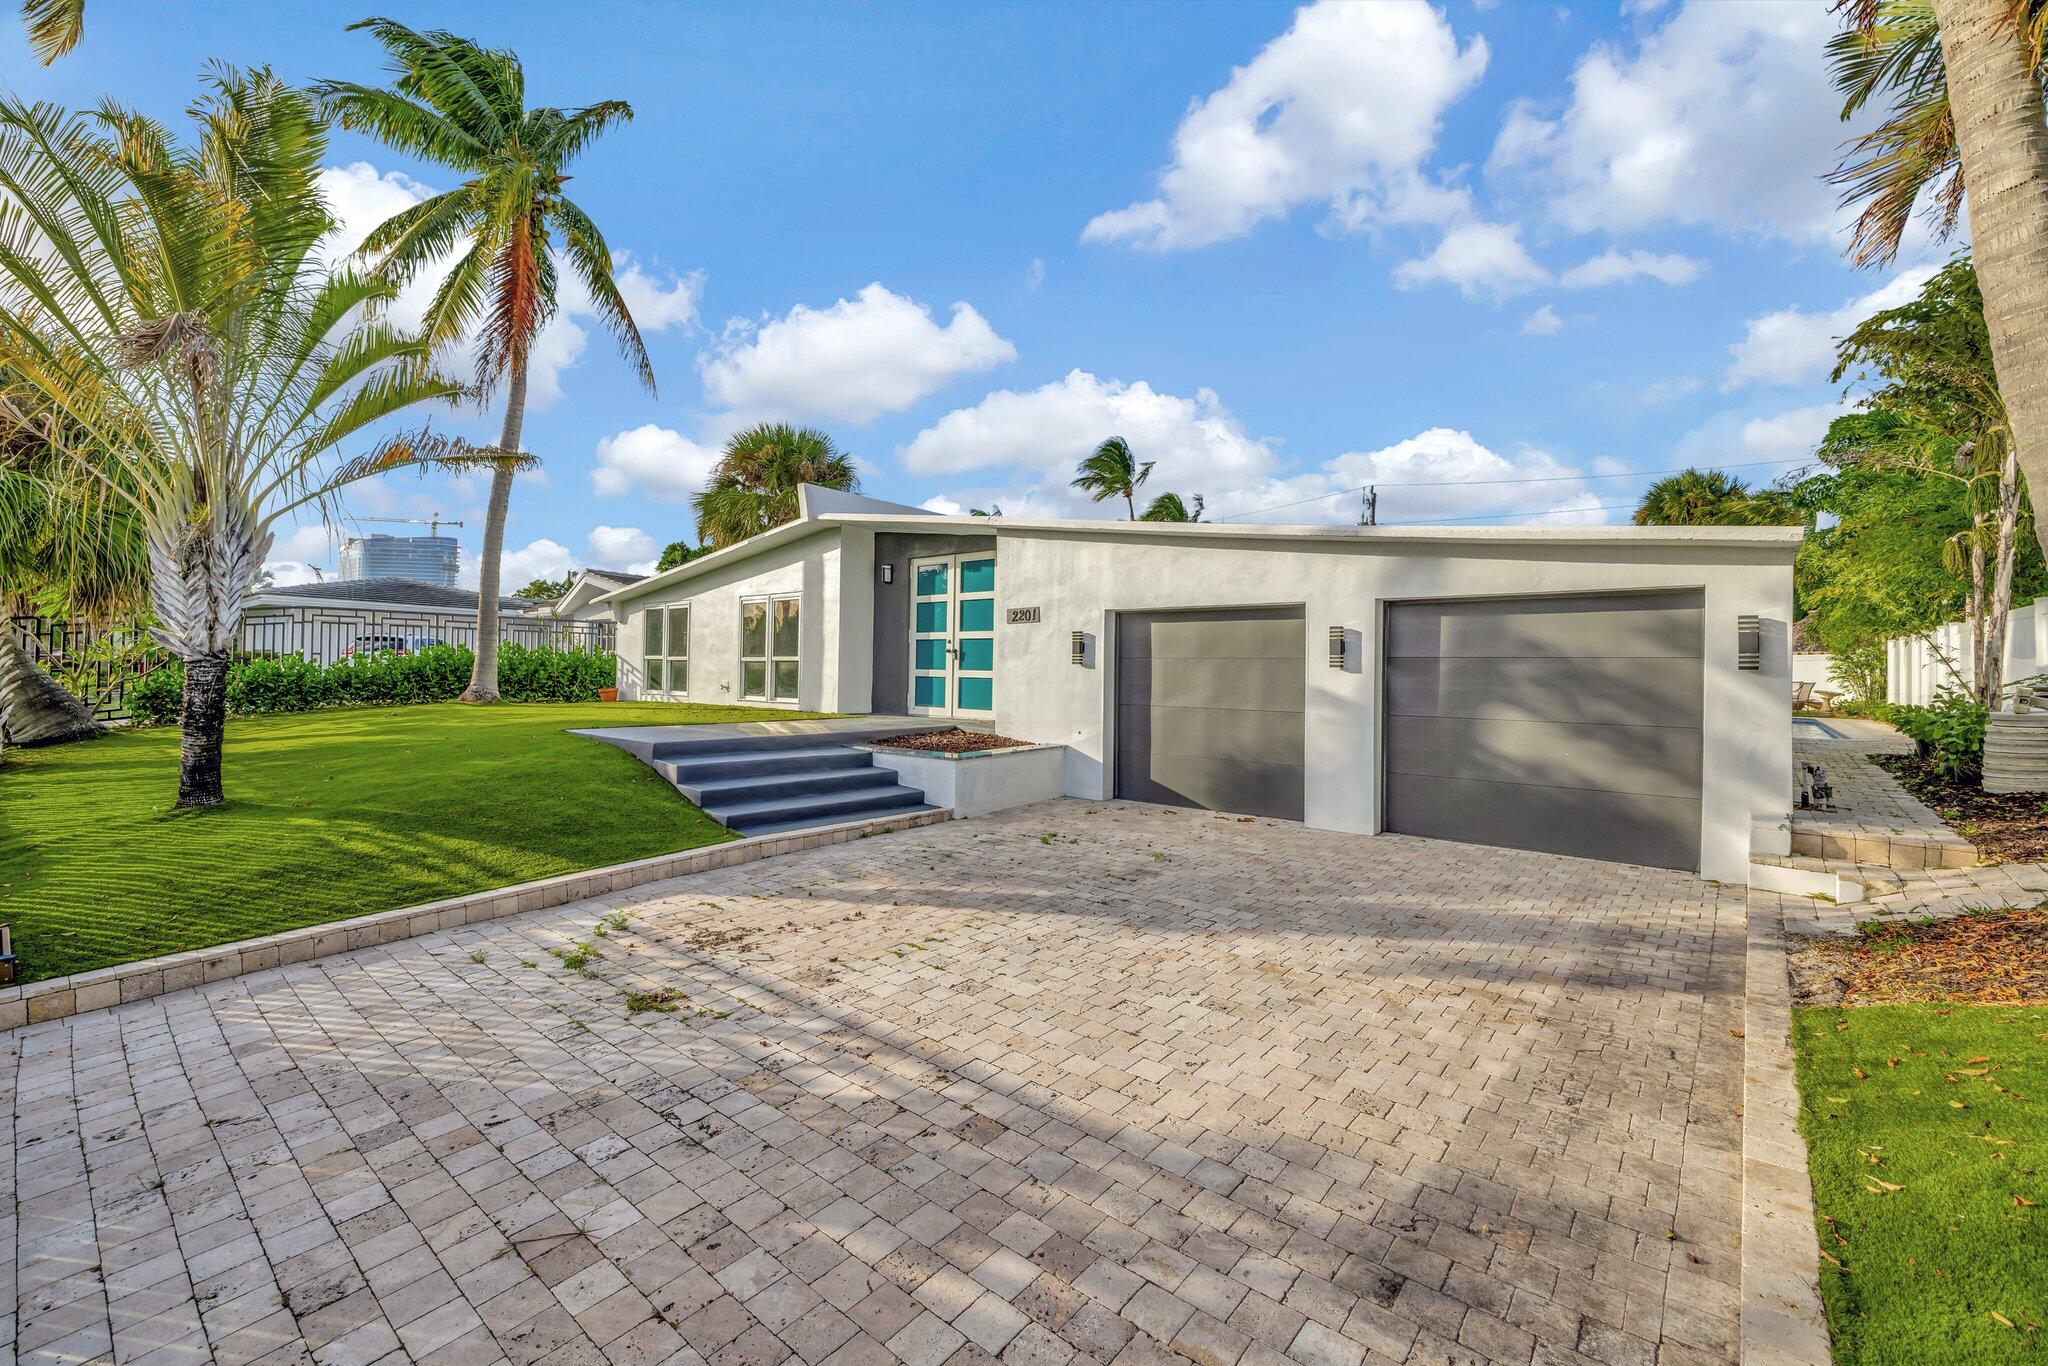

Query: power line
[[1209, 456, 1816, 523]]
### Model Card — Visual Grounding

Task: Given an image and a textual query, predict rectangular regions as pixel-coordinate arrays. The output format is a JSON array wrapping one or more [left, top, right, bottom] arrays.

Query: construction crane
[[349, 514, 465, 536]]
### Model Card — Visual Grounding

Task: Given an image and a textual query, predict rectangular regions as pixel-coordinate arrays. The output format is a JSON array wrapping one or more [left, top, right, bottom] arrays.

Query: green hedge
[[126, 644, 615, 725], [1887, 689, 1989, 781]]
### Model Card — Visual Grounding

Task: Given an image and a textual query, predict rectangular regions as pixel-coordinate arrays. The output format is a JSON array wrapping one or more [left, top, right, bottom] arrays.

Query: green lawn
[[0, 701, 828, 983], [1795, 1003, 2048, 1363]]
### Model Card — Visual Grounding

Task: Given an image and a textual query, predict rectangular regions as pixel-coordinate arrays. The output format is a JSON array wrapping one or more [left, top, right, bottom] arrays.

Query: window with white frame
[[642, 605, 688, 694], [740, 594, 799, 702]]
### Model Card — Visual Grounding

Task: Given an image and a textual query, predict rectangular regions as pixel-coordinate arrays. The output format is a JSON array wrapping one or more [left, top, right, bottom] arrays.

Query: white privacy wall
[[613, 526, 873, 714], [978, 529, 1794, 884], [1886, 600, 2048, 705]]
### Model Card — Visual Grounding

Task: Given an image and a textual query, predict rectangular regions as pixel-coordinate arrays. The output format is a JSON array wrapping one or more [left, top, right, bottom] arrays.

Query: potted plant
[[598, 686, 619, 702]]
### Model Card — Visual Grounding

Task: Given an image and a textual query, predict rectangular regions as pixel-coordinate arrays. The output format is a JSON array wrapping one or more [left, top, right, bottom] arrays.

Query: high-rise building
[[338, 533, 460, 586]]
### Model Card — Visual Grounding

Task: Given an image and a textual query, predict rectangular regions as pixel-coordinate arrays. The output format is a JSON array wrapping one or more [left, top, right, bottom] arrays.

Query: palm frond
[[554, 195, 652, 392], [20, 0, 81, 65]]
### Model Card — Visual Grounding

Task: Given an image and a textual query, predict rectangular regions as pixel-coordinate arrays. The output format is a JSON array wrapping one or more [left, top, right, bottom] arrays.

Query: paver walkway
[[5, 801, 1748, 1366]]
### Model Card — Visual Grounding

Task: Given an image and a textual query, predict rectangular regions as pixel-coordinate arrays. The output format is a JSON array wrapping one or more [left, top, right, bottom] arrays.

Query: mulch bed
[[1872, 754, 2048, 864], [871, 728, 1030, 754], [1792, 909, 2048, 1007]]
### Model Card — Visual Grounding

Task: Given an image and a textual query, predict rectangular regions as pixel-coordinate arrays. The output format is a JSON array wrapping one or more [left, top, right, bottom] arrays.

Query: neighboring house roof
[[549, 567, 647, 618], [596, 484, 1806, 607], [250, 577, 530, 613]]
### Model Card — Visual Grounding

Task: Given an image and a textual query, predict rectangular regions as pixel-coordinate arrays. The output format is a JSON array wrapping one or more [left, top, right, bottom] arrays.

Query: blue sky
[[11, 0, 1946, 585]]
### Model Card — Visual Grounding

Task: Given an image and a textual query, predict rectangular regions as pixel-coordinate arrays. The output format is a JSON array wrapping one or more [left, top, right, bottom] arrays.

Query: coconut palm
[[1632, 470, 1774, 526], [314, 18, 651, 702], [1829, 0, 2048, 557], [19, 0, 81, 63], [693, 424, 858, 549], [1139, 491, 1204, 522], [0, 72, 467, 804], [1072, 436, 1154, 519]]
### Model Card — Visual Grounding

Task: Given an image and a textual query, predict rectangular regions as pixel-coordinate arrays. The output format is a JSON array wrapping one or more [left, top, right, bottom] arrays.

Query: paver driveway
[[5, 800, 1747, 1366]]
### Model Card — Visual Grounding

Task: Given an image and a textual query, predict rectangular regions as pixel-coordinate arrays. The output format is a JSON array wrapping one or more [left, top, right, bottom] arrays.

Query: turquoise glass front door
[[907, 552, 995, 718]]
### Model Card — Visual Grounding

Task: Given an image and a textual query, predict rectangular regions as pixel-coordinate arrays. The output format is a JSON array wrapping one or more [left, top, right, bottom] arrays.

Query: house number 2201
[[1006, 607, 1041, 624]]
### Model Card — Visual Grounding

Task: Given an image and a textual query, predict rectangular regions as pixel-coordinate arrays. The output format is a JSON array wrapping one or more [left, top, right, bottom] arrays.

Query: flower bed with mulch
[[870, 728, 1031, 754], [1793, 908, 2048, 1008], [1873, 753, 2048, 863]]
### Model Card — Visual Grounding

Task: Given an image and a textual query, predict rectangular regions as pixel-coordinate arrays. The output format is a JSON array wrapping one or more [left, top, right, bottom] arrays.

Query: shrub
[[1889, 689, 1988, 781], [122, 645, 617, 724]]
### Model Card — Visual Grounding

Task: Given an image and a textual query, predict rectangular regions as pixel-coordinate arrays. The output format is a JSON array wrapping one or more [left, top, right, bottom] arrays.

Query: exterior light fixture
[[1328, 625, 1346, 669], [880, 563, 894, 584], [1071, 631, 1086, 665], [1737, 614, 1761, 670]]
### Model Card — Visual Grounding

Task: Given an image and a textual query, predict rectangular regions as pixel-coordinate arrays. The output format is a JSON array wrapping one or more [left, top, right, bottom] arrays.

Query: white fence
[[1886, 599, 2048, 704]]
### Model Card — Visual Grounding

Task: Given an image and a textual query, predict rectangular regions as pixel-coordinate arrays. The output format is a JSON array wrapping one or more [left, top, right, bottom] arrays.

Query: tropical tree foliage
[[656, 539, 704, 572], [1631, 470, 1801, 527], [514, 574, 572, 601], [19, 0, 81, 63], [1072, 437, 1153, 520], [1826, 259, 2028, 700], [1139, 491, 1204, 523], [1830, 0, 2048, 561], [693, 423, 857, 549], [315, 18, 650, 702], [0, 71, 466, 803]]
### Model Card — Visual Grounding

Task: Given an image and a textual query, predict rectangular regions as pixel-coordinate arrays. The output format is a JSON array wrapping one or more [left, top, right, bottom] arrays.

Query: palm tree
[[1829, 0, 2048, 558], [1072, 436, 1154, 519], [1632, 470, 1799, 526], [1139, 491, 1204, 522], [19, 0, 81, 63], [0, 72, 466, 804], [693, 424, 858, 549], [314, 19, 652, 703]]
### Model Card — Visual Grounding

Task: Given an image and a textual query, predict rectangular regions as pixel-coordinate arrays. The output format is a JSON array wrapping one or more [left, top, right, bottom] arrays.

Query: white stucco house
[[596, 486, 1800, 881]]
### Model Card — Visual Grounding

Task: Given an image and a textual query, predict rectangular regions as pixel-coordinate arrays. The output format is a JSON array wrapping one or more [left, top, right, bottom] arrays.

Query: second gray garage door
[[1383, 591, 1703, 870], [1116, 607, 1304, 820]]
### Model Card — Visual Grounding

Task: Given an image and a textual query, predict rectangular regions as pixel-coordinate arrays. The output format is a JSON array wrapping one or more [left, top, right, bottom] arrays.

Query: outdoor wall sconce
[[1072, 631, 1087, 664], [1737, 614, 1761, 670], [880, 562, 894, 584], [1328, 625, 1346, 669]]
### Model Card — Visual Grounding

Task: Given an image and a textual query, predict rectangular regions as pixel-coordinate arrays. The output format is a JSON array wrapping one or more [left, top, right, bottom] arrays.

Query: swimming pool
[[1794, 717, 1845, 739]]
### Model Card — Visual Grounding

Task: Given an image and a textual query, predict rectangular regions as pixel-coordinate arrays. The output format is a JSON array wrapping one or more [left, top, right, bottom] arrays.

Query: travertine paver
[[5, 800, 1748, 1366]]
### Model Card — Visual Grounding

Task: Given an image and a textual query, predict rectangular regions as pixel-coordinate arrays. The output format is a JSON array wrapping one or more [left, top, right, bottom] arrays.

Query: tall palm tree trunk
[[177, 650, 229, 804], [1985, 442, 2022, 702], [1124, 488, 1136, 520], [1933, 0, 2048, 560], [462, 358, 527, 703]]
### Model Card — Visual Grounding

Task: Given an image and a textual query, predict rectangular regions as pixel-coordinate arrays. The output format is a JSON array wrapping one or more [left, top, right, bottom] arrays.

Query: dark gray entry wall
[[871, 531, 996, 714], [1382, 591, 1704, 870], [1115, 607, 1305, 820]]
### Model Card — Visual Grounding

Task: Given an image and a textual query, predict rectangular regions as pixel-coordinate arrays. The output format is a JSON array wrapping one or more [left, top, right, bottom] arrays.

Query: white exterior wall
[[969, 531, 1791, 884], [1793, 652, 1840, 689], [614, 527, 873, 713], [1886, 600, 2048, 705]]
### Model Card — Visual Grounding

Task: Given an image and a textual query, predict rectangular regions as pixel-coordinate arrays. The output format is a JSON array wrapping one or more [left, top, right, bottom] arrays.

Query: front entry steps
[[576, 719, 955, 838]]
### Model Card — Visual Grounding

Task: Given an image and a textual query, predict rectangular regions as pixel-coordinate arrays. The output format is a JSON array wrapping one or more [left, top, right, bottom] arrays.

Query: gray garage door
[[1383, 591, 1703, 870], [1116, 607, 1305, 821]]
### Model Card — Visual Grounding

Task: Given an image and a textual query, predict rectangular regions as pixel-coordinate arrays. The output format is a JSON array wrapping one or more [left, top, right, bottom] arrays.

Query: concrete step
[[645, 723, 948, 761], [677, 765, 903, 806], [708, 783, 932, 832], [663, 745, 873, 785], [1748, 853, 1906, 904], [741, 804, 946, 839]]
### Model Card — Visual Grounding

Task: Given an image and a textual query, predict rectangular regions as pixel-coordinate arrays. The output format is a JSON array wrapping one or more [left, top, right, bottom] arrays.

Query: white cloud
[[906, 370, 1607, 527], [1392, 221, 1550, 299], [1557, 248, 1705, 289], [901, 370, 1275, 498], [263, 562, 325, 588], [317, 163, 700, 413], [1740, 402, 1846, 461], [1486, 0, 1853, 243], [1083, 0, 1488, 251], [1520, 305, 1564, 336], [1025, 258, 1046, 292], [699, 284, 1016, 425], [920, 495, 968, 516], [591, 423, 723, 501], [1633, 375, 1704, 406], [1722, 266, 1938, 391], [586, 525, 659, 575], [496, 538, 577, 589]]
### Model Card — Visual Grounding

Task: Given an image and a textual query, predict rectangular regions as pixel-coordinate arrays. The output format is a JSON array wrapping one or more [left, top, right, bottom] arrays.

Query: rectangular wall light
[[1328, 625, 1346, 669], [1737, 614, 1761, 670], [1071, 630, 1086, 664]]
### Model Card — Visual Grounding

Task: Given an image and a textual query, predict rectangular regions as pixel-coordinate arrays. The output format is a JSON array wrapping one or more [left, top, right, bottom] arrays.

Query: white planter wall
[[865, 744, 1067, 818]]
